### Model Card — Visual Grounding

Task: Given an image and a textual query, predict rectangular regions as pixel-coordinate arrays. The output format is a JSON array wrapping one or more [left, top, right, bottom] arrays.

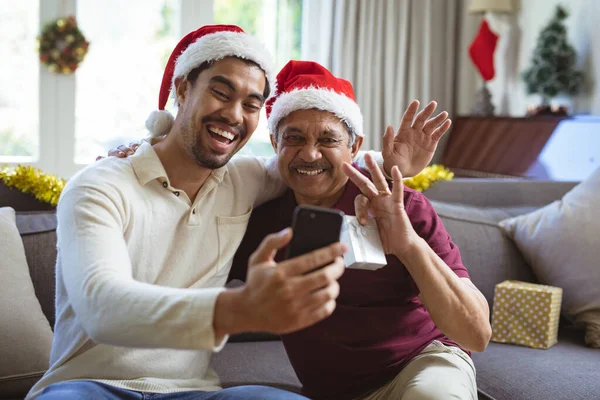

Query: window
[[214, 0, 303, 156], [0, 0, 304, 177], [74, 0, 181, 164], [0, 1, 39, 162]]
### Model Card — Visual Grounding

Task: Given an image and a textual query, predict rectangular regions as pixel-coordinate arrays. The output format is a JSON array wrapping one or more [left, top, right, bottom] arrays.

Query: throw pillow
[[431, 201, 539, 305], [0, 207, 53, 397], [499, 168, 600, 348]]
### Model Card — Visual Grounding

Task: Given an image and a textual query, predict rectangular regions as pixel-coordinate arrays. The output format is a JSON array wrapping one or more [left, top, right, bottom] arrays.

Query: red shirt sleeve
[[403, 189, 470, 279]]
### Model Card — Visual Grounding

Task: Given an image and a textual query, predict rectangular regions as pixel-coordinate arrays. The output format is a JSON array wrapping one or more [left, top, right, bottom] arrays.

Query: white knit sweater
[[27, 142, 285, 398]]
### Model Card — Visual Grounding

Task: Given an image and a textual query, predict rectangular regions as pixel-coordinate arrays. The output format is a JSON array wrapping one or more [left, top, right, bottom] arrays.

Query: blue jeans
[[38, 381, 308, 400]]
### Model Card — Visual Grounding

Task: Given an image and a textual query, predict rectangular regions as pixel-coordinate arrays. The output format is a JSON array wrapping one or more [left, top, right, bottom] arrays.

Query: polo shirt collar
[[131, 140, 228, 186]]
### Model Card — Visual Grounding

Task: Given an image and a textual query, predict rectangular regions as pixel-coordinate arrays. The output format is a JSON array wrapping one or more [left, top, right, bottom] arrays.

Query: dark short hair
[[186, 58, 271, 99]]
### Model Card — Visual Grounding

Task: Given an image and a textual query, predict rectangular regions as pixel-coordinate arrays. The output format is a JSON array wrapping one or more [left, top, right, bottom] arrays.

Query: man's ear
[[351, 135, 363, 158], [174, 77, 190, 107], [270, 133, 278, 153]]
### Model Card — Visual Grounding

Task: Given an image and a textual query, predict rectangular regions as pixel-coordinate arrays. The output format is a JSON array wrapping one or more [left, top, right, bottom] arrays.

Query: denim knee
[[214, 385, 308, 400]]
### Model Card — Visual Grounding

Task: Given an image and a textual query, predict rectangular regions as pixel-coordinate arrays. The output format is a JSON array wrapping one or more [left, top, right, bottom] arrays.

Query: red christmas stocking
[[469, 19, 499, 81]]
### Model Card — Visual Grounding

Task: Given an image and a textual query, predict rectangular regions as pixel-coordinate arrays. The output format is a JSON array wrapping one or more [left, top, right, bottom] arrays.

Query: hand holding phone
[[286, 205, 345, 260]]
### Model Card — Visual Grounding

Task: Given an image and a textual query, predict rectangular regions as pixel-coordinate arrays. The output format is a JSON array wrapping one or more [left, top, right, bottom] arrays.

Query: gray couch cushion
[[425, 179, 578, 207], [16, 211, 57, 235], [0, 208, 53, 399], [16, 212, 58, 328], [431, 201, 539, 305], [212, 340, 301, 394], [473, 325, 598, 400], [21, 231, 57, 328]]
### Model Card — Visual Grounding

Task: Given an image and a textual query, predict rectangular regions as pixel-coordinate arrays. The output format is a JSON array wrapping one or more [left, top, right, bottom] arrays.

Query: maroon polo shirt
[[229, 168, 470, 400]]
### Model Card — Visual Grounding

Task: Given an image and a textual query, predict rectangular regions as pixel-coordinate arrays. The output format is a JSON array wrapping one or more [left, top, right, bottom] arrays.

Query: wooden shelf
[[441, 116, 568, 177]]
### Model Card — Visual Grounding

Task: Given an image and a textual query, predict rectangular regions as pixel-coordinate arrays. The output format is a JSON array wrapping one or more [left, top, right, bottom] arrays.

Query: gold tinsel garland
[[0, 165, 66, 207], [403, 164, 454, 192]]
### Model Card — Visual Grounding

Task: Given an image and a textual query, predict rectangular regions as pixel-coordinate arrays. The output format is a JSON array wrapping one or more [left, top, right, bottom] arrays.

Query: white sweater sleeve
[[230, 154, 287, 208], [355, 151, 389, 178], [57, 185, 226, 350]]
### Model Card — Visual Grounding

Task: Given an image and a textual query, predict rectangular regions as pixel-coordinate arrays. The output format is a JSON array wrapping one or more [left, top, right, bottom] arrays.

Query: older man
[[229, 61, 491, 400]]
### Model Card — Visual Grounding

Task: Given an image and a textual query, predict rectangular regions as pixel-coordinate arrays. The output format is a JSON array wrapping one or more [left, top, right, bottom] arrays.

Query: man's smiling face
[[272, 109, 362, 206], [175, 56, 267, 169]]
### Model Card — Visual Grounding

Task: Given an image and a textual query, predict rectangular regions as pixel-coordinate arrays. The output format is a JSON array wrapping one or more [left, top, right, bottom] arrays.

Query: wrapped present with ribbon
[[491, 280, 563, 349], [340, 216, 387, 271]]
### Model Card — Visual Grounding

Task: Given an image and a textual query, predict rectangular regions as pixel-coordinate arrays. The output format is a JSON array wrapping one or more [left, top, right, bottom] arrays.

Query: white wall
[[458, 0, 600, 116]]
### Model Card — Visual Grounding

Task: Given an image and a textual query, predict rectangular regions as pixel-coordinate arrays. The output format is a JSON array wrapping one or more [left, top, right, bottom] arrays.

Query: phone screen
[[286, 205, 345, 260]]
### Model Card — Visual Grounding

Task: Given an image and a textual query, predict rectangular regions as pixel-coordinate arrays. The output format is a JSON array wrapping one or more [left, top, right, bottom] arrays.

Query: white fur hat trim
[[172, 31, 276, 99], [268, 87, 364, 137]]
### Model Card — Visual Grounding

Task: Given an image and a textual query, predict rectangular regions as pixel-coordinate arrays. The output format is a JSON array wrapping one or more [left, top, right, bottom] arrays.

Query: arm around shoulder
[[230, 154, 286, 207]]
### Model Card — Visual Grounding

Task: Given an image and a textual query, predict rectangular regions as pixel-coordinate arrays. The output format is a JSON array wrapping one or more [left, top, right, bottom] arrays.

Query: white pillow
[[499, 168, 600, 348], [0, 207, 53, 397]]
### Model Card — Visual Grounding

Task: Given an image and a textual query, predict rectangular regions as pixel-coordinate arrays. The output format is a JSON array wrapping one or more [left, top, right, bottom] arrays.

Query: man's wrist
[[394, 235, 428, 266], [213, 287, 247, 340], [383, 157, 417, 179], [382, 157, 394, 179]]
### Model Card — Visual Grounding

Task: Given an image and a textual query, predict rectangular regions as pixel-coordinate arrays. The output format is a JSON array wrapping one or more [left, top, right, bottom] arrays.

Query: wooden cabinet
[[441, 116, 567, 177]]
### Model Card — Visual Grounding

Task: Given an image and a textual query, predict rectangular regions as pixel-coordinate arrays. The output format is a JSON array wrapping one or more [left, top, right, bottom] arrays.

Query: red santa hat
[[266, 60, 363, 138], [146, 24, 276, 138]]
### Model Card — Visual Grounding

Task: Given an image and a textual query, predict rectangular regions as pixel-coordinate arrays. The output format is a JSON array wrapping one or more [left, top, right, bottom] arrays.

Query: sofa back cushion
[[16, 212, 58, 328], [0, 182, 56, 212], [0, 208, 54, 398], [431, 201, 539, 305], [425, 179, 578, 207]]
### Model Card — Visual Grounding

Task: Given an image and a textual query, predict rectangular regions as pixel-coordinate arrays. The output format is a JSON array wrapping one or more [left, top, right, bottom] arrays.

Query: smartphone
[[286, 205, 345, 261]]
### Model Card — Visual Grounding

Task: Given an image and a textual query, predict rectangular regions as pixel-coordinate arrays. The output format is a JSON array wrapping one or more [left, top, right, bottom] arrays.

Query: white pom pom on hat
[[145, 110, 175, 138], [145, 24, 276, 138]]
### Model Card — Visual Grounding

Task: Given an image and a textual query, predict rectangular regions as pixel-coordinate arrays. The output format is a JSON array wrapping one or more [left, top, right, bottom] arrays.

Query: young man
[[28, 25, 346, 400], [31, 26, 445, 400], [229, 61, 492, 400]]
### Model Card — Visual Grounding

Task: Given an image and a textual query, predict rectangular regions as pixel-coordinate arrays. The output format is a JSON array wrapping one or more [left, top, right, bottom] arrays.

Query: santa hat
[[266, 60, 363, 138], [146, 24, 276, 138]]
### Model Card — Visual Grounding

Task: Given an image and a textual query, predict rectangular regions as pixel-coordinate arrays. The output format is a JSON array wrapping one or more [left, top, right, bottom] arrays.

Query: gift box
[[491, 280, 563, 349], [340, 216, 387, 271]]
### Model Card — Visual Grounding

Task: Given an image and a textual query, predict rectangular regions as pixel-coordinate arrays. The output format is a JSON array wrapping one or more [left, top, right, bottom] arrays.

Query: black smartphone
[[286, 205, 345, 260]]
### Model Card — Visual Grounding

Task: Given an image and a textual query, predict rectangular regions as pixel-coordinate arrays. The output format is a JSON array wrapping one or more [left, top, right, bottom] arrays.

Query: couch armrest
[[424, 179, 578, 207], [0, 182, 56, 212]]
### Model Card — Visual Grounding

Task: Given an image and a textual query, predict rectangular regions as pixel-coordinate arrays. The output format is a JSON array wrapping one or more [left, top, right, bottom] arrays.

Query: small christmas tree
[[522, 5, 583, 109]]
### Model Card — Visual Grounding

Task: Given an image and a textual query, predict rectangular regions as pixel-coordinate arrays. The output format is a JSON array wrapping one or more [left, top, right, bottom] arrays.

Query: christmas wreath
[[38, 15, 89, 75]]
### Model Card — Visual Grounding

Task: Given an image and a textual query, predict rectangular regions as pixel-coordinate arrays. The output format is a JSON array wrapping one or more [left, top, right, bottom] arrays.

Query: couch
[[2, 179, 599, 400]]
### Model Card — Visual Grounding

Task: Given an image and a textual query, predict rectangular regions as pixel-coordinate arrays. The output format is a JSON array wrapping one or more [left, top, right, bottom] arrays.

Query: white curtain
[[302, 0, 459, 155]]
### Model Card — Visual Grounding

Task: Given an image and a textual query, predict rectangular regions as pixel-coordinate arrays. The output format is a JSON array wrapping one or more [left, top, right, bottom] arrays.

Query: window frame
[[2, 0, 307, 177], [1, 0, 213, 178]]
